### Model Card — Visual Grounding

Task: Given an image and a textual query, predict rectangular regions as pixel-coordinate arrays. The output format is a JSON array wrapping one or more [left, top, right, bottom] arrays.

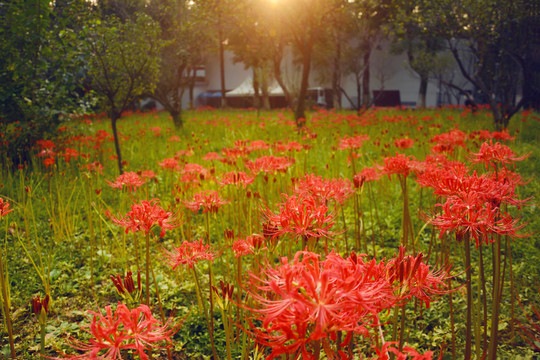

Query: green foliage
[[0, 0, 91, 166], [82, 13, 162, 118]]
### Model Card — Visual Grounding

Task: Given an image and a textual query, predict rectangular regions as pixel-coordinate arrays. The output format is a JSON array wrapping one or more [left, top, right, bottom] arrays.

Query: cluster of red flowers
[[292, 174, 354, 205], [262, 193, 338, 243], [107, 172, 147, 192], [162, 239, 217, 269], [184, 190, 229, 214], [338, 134, 370, 150], [107, 199, 180, 237], [52, 303, 176, 359], [247, 248, 448, 359], [419, 141, 529, 246], [245, 155, 295, 174]]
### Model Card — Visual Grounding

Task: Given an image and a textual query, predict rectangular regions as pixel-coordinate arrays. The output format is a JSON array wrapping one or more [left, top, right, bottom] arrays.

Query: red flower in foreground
[[107, 199, 181, 237], [0, 198, 13, 220], [247, 250, 394, 359], [162, 239, 217, 269], [107, 172, 147, 192], [50, 303, 176, 360], [232, 235, 266, 258], [184, 190, 229, 214], [353, 167, 382, 188]]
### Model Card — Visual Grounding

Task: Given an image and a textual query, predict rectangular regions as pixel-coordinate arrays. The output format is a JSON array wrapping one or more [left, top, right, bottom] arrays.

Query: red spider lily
[[428, 195, 528, 247], [85, 161, 104, 174], [373, 342, 434, 360], [162, 238, 218, 269], [292, 174, 354, 206], [107, 199, 181, 237], [203, 152, 222, 161], [248, 140, 270, 152], [245, 155, 295, 175], [218, 171, 255, 188], [0, 198, 13, 219], [381, 153, 418, 180], [394, 138, 415, 150], [61, 148, 80, 163], [107, 172, 147, 192], [184, 190, 229, 214], [182, 163, 209, 179], [273, 141, 306, 153], [470, 140, 530, 170], [262, 193, 338, 242], [430, 129, 467, 153], [174, 149, 195, 159], [159, 157, 180, 171], [387, 247, 452, 308], [43, 158, 55, 168], [338, 134, 370, 150], [140, 170, 157, 181], [36, 139, 56, 150], [232, 235, 266, 257], [246, 250, 394, 359], [49, 303, 176, 360], [353, 167, 382, 188]]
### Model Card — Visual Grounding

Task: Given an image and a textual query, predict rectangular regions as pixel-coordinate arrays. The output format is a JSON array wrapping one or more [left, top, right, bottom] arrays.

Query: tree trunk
[[332, 35, 342, 110], [110, 113, 124, 174], [362, 49, 371, 107], [253, 67, 261, 109], [294, 45, 312, 126], [418, 75, 428, 108], [219, 16, 227, 108], [273, 51, 294, 109], [171, 110, 182, 129]]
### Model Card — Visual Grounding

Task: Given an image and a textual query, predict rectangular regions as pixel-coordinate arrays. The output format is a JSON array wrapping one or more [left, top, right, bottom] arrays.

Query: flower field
[[0, 107, 539, 359]]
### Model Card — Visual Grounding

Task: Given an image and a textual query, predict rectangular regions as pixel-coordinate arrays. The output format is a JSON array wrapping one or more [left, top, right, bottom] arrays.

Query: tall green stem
[[464, 233, 473, 360], [488, 237, 502, 360]]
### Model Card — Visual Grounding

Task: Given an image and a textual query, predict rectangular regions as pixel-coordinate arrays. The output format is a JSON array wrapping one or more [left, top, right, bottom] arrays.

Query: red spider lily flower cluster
[[430, 129, 467, 153], [338, 134, 370, 150], [381, 153, 418, 180], [203, 152, 222, 162], [232, 235, 266, 258], [262, 194, 338, 242], [107, 172, 147, 192], [248, 140, 270, 152], [353, 167, 382, 188], [85, 161, 104, 174], [162, 239, 218, 269], [292, 174, 354, 206], [107, 199, 181, 237], [470, 140, 530, 170], [394, 138, 415, 150], [374, 342, 434, 360], [182, 163, 209, 179], [61, 148, 80, 163], [184, 190, 229, 214], [419, 153, 530, 246], [218, 171, 255, 188], [273, 141, 306, 153], [245, 155, 295, 174], [159, 157, 180, 171], [51, 303, 176, 360], [0, 198, 13, 220], [387, 247, 452, 308], [246, 249, 450, 359]]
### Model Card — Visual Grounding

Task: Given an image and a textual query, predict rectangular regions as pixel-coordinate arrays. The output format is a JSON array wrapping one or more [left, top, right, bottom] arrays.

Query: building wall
[[190, 43, 458, 110]]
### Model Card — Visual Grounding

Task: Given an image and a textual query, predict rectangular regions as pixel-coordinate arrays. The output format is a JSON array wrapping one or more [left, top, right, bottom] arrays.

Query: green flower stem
[[145, 232, 151, 306], [464, 232, 473, 360], [0, 242, 16, 358]]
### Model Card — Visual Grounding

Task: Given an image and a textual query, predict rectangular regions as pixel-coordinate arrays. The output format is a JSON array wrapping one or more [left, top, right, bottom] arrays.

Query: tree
[[0, 0, 89, 166], [82, 13, 162, 174], [146, 0, 212, 128], [389, 0, 446, 108], [419, 0, 536, 128]]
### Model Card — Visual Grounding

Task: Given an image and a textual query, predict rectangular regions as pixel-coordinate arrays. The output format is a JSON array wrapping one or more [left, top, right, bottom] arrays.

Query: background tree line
[[1, 0, 538, 169]]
